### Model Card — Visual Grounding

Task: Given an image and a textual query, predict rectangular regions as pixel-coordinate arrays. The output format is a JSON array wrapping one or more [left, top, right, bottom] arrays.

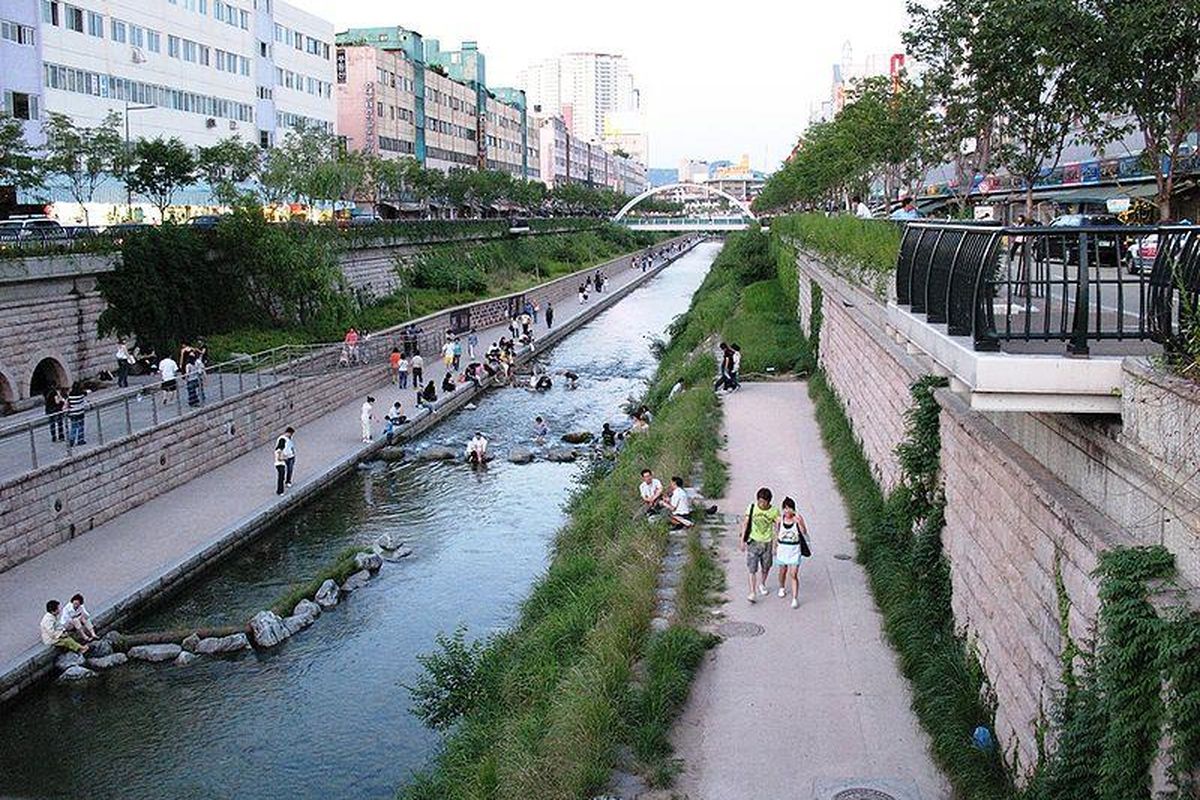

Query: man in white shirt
[[853, 195, 872, 219], [466, 432, 489, 465], [666, 476, 694, 529], [639, 469, 664, 515], [60, 593, 98, 641], [158, 355, 179, 404], [41, 600, 88, 654], [361, 396, 375, 443], [115, 339, 132, 387], [410, 353, 424, 386], [274, 427, 296, 494]]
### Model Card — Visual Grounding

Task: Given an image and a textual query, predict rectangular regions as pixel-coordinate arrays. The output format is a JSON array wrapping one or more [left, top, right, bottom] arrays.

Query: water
[[0, 242, 719, 800]]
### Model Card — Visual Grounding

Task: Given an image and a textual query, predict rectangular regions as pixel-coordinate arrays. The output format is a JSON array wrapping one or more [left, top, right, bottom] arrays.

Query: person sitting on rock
[[41, 600, 89, 655], [466, 432, 489, 465], [59, 593, 99, 642]]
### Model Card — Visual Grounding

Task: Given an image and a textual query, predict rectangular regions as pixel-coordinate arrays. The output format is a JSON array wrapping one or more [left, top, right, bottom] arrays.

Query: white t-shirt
[[442, 342, 455, 358], [467, 436, 488, 455], [855, 202, 872, 219], [158, 357, 179, 381], [276, 435, 295, 459], [361, 401, 373, 422], [732, 351, 741, 371], [669, 487, 691, 516], [411, 355, 424, 369], [639, 478, 662, 502], [59, 602, 88, 626]]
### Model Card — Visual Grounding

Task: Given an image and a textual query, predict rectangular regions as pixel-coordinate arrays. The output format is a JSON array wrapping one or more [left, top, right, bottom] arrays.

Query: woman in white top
[[775, 496, 809, 608]]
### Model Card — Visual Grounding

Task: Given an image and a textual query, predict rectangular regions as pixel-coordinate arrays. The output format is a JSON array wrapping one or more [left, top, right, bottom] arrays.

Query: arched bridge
[[613, 182, 757, 231]]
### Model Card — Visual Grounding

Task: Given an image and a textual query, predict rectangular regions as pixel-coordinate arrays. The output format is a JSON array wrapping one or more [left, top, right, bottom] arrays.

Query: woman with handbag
[[775, 497, 810, 608]]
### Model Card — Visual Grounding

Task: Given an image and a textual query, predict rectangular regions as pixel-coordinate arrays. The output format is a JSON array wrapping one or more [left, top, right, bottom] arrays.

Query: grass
[[771, 213, 901, 297], [269, 546, 370, 618]]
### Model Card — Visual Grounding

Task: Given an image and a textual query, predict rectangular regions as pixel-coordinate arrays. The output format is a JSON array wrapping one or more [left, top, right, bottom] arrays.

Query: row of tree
[[755, 0, 1200, 220], [0, 113, 635, 224]]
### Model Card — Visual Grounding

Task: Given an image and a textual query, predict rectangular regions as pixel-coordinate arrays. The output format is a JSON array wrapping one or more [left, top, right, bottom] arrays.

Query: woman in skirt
[[775, 496, 809, 608]]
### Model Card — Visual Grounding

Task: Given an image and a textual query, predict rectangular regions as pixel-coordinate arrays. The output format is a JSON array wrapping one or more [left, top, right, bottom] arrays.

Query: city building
[[808, 41, 905, 125], [601, 109, 647, 166], [708, 155, 766, 202], [518, 51, 642, 148], [4, 0, 336, 150], [678, 159, 709, 185], [536, 113, 646, 195]]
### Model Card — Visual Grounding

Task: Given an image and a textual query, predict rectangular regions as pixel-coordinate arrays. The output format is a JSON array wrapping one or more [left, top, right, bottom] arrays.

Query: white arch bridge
[[613, 182, 757, 231]]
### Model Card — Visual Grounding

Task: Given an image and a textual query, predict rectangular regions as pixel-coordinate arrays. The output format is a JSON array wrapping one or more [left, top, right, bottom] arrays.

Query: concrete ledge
[[0, 239, 702, 705]]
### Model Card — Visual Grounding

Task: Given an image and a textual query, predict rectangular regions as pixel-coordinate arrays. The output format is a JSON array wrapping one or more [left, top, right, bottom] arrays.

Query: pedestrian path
[[0, 247, 684, 696], [671, 382, 950, 800]]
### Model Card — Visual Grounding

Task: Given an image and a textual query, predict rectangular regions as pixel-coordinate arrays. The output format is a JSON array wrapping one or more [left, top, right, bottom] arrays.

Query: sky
[[289, 0, 911, 173]]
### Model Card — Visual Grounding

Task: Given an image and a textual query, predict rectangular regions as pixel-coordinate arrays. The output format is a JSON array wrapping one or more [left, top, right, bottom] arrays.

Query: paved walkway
[[0, 248, 683, 685], [672, 382, 950, 800]]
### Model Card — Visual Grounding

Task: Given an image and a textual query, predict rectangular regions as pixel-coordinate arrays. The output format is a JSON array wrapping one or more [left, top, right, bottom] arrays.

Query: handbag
[[742, 503, 754, 544], [799, 532, 812, 558]]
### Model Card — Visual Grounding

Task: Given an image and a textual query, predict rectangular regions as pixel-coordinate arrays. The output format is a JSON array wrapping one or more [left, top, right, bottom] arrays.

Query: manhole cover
[[716, 621, 765, 637], [832, 790, 897, 800], [833, 553, 853, 561]]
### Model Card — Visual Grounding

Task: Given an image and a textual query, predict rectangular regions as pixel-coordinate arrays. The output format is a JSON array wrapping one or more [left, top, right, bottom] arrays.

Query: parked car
[[347, 209, 382, 227], [0, 216, 68, 241], [1126, 220, 1194, 274], [185, 214, 224, 229], [1036, 214, 1126, 269]]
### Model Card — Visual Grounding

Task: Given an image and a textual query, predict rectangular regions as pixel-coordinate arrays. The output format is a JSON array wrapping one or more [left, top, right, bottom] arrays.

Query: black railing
[[895, 221, 1200, 355]]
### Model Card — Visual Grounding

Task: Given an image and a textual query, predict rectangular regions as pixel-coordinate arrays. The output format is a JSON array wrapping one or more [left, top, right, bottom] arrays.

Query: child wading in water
[[775, 496, 809, 608]]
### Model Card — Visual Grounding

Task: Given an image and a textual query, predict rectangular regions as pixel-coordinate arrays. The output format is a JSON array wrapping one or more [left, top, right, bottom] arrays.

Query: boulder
[[174, 651, 198, 667], [249, 610, 291, 648], [376, 544, 413, 562], [57, 665, 98, 684], [545, 448, 578, 463], [181, 633, 201, 653], [293, 599, 321, 620], [375, 532, 404, 552], [377, 446, 407, 462], [282, 613, 315, 636], [86, 639, 113, 658], [314, 579, 340, 608], [340, 570, 371, 593], [128, 644, 182, 663], [85, 653, 128, 670], [561, 431, 593, 444], [508, 447, 534, 464], [102, 630, 123, 645], [55, 652, 85, 671], [195, 633, 250, 655], [418, 446, 457, 461], [354, 551, 384, 573]]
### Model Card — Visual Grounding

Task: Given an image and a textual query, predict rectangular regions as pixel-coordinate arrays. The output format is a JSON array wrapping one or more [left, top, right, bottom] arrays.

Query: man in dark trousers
[[545, 301, 555, 329], [274, 427, 296, 495]]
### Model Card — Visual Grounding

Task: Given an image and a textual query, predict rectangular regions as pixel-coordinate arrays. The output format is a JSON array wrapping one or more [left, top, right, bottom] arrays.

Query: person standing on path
[[44, 386, 65, 443], [274, 427, 296, 494], [158, 354, 179, 405], [740, 486, 778, 603], [185, 355, 202, 407], [411, 352, 424, 387], [467, 328, 479, 359], [115, 339, 132, 388], [66, 382, 88, 446], [452, 337, 463, 370], [545, 302, 554, 329], [729, 344, 742, 391], [360, 396, 375, 443], [775, 496, 809, 608]]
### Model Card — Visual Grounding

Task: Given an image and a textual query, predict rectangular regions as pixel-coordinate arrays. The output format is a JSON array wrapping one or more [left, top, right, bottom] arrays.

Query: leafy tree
[[196, 136, 260, 206], [126, 137, 198, 219], [41, 112, 123, 225], [1085, 0, 1200, 220], [0, 114, 41, 191]]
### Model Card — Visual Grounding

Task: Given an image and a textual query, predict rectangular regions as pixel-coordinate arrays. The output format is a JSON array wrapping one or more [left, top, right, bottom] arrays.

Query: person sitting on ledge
[[41, 600, 90, 654], [60, 593, 99, 642], [466, 431, 489, 465], [441, 371, 457, 394], [416, 381, 438, 414]]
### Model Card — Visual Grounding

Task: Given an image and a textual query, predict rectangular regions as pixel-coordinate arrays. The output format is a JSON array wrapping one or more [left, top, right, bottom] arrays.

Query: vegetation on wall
[[772, 213, 901, 297]]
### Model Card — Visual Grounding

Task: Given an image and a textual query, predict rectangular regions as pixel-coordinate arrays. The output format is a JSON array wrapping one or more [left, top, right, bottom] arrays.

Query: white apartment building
[[26, 0, 335, 150], [518, 52, 640, 143]]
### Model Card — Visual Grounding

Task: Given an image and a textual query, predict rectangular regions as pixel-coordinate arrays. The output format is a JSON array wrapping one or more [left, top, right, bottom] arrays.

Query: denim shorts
[[745, 539, 773, 573]]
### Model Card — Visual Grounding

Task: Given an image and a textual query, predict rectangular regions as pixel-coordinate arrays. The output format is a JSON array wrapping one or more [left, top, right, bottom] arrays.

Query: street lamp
[[124, 101, 155, 220]]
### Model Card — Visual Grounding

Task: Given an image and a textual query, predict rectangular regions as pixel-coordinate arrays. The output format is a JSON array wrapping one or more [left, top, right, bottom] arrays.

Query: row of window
[[375, 102, 415, 123], [1, 18, 35, 45], [376, 68, 414, 93], [426, 86, 472, 111], [378, 135, 414, 154], [425, 147, 476, 166], [426, 116, 475, 141], [276, 67, 332, 98], [44, 62, 255, 122], [165, 0, 250, 30], [275, 110, 332, 133], [273, 23, 330, 60]]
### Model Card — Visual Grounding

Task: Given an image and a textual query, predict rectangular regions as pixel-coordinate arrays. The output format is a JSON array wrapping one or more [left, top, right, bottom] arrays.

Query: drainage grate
[[716, 621, 765, 637], [833, 553, 853, 561], [832, 790, 897, 800]]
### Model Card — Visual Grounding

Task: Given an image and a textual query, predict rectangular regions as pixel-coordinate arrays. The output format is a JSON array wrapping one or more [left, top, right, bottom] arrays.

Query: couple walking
[[740, 486, 810, 608]]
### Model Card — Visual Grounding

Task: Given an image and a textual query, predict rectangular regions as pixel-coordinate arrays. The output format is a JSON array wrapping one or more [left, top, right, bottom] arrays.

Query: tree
[[126, 137, 198, 219], [197, 136, 260, 207], [42, 112, 123, 225], [0, 114, 42, 191], [1086, 0, 1200, 220]]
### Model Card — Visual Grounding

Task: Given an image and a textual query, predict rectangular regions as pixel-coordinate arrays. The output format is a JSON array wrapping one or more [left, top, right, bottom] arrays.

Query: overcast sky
[[289, 0, 910, 173]]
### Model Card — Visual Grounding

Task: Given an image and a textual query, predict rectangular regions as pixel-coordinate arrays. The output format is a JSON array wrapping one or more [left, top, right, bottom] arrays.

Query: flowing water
[[0, 242, 719, 800]]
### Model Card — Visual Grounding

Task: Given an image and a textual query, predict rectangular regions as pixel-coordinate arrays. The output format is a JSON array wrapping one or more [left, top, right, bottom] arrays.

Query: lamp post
[[124, 101, 155, 220]]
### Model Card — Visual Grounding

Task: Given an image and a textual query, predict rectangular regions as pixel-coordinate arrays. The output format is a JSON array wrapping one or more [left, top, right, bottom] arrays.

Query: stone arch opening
[[29, 357, 69, 397]]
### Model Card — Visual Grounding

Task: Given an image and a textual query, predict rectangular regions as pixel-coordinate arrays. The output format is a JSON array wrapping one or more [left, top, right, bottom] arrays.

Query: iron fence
[[895, 221, 1200, 355]]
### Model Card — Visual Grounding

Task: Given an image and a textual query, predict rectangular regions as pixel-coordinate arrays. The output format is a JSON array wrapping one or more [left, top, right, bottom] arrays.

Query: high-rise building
[[517, 52, 641, 147], [4, 0, 336, 149]]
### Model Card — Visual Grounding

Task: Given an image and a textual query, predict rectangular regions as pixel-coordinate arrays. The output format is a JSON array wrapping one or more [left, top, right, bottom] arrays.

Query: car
[[185, 215, 223, 229], [1126, 221, 1194, 274], [0, 216, 68, 244], [347, 209, 382, 227], [1037, 214, 1126, 269]]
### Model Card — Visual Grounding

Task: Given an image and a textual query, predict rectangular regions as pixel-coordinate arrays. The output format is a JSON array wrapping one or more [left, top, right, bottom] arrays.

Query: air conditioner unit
[[205, 118, 217, 128], [131, 47, 147, 64]]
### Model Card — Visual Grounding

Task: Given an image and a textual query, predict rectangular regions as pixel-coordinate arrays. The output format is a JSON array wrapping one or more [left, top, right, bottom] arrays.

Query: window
[[322, 42, 329, 59], [183, 39, 197, 62], [168, 35, 180, 58], [259, 41, 267, 57], [42, 1, 59, 26], [110, 19, 126, 43], [198, 0, 207, 12], [2, 19, 36, 44], [129, 24, 143, 47], [199, 45, 209, 66], [84, 11, 102, 36], [240, 56, 249, 76], [293, 33, 301, 50], [257, 86, 271, 99], [260, 129, 269, 148], [376, 101, 383, 115], [240, 10, 248, 29], [65, 5, 83, 32], [147, 30, 160, 52], [214, 1, 225, 21], [3, 91, 39, 121]]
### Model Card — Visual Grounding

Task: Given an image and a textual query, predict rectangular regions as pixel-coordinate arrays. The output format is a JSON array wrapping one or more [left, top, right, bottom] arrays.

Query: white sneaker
[[758, 585, 770, 596], [777, 587, 787, 598], [791, 597, 799, 609], [747, 593, 756, 604]]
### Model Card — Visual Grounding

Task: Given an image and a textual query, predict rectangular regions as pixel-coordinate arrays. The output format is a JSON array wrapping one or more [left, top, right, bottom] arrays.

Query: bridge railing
[[895, 221, 1200, 355]]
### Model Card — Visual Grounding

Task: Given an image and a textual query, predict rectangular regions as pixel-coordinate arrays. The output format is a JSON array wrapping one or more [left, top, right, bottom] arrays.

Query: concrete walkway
[[671, 382, 950, 800], [0, 245, 690, 697]]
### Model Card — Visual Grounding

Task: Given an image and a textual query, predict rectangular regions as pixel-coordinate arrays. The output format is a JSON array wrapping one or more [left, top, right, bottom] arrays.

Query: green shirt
[[747, 504, 779, 543]]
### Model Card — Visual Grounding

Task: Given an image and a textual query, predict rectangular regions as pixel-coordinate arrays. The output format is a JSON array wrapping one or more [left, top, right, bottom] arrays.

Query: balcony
[[886, 221, 1200, 413]]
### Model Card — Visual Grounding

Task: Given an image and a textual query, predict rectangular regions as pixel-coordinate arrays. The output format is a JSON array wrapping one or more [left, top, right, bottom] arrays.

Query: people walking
[[158, 354, 179, 405], [467, 328, 479, 359], [740, 487, 778, 603], [274, 427, 296, 494], [545, 302, 554, 329], [115, 339, 132, 388], [360, 396, 375, 443], [411, 352, 424, 387], [729, 344, 742, 391], [453, 337, 463, 370], [775, 496, 809, 608], [44, 386, 65, 443], [66, 382, 88, 446], [714, 342, 733, 391]]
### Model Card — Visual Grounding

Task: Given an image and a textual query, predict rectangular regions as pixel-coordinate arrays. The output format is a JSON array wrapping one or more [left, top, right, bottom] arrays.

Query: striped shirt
[[66, 392, 87, 418]]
